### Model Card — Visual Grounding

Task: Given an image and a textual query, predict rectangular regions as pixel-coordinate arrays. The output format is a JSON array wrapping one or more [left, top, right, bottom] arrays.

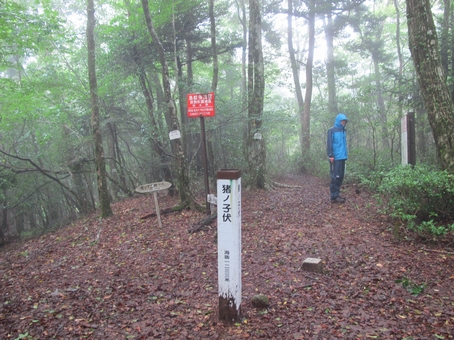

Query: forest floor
[[1, 174, 454, 340]]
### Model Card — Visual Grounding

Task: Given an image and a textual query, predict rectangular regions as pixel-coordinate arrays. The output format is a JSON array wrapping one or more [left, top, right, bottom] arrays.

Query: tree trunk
[[1, 196, 7, 243], [237, 0, 248, 110], [415, 84, 429, 159], [394, 0, 404, 129], [287, 0, 304, 153], [207, 1, 217, 182], [15, 212, 24, 236], [450, 7, 454, 102], [151, 72, 169, 131], [61, 125, 94, 214], [302, 0, 315, 153], [440, 0, 450, 77], [372, 55, 390, 149], [87, 0, 113, 218], [68, 159, 94, 213], [407, 0, 454, 172], [324, 13, 338, 115], [111, 124, 128, 191], [210, 0, 218, 93], [246, 0, 266, 189], [106, 122, 120, 200], [370, 15, 390, 151], [182, 40, 196, 175], [136, 64, 172, 183], [141, 0, 196, 209]]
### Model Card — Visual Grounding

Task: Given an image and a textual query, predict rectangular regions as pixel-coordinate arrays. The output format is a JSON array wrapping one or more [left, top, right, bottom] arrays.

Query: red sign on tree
[[187, 92, 215, 118]]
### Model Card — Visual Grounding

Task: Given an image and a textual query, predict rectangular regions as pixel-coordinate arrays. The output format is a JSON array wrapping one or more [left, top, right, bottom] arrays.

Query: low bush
[[370, 165, 454, 237]]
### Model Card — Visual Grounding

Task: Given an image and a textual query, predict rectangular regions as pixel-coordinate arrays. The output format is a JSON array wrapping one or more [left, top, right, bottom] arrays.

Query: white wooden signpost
[[216, 169, 242, 322], [135, 181, 172, 228]]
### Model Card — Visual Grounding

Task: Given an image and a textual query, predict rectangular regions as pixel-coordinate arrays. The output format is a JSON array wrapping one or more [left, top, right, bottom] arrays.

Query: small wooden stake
[[153, 191, 162, 228]]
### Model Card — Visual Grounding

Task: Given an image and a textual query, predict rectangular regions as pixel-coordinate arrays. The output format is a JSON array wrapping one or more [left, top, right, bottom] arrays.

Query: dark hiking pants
[[330, 160, 346, 200]]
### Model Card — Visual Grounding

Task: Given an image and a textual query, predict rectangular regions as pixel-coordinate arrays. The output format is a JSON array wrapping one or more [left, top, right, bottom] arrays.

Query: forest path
[[0, 174, 453, 339]]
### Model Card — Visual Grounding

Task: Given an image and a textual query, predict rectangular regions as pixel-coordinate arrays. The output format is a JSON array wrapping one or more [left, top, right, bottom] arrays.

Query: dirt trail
[[1, 174, 453, 339]]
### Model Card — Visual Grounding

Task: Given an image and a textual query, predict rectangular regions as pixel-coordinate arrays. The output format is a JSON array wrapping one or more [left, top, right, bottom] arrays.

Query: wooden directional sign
[[187, 92, 215, 118], [135, 181, 171, 193], [135, 182, 172, 228]]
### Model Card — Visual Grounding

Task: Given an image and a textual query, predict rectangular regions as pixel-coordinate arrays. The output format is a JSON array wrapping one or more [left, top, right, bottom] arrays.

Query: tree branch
[[0, 148, 83, 209]]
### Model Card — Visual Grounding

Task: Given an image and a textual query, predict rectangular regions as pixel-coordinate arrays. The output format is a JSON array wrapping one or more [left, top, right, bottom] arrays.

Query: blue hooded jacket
[[327, 113, 348, 160]]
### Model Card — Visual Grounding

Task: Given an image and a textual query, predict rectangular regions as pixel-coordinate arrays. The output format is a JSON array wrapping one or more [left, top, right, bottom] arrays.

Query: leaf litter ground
[[1, 175, 453, 339]]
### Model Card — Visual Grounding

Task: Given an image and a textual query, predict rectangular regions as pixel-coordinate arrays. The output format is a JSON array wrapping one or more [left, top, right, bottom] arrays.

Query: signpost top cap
[[216, 169, 241, 180]]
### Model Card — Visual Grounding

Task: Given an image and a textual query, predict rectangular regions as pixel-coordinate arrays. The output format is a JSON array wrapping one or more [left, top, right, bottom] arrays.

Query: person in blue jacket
[[327, 113, 348, 203]]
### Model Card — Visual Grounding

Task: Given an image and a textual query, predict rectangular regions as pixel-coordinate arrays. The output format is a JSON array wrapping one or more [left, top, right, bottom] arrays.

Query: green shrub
[[373, 165, 454, 237], [395, 277, 426, 296]]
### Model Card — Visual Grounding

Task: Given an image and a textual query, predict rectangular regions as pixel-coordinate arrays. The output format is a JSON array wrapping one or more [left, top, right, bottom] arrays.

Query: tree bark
[[106, 122, 120, 199], [247, 0, 266, 189], [324, 12, 338, 115], [406, 0, 454, 172], [209, 0, 218, 93], [207, 2, 217, 185], [1, 195, 7, 243], [87, 0, 113, 218], [440, 0, 450, 77], [302, 0, 315, 153], [237, 0, 248, 110], [393, 0, 404, 131], [372, 54, 389, 149], [287, 0, 305, 155]]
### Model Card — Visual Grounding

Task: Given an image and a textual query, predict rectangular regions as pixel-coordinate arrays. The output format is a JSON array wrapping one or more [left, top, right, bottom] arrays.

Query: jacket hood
[[334, 113, 348, 128]]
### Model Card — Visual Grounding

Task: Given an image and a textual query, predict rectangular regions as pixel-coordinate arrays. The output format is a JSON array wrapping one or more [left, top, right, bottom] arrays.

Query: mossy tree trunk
[[407, 0, 454, 173]]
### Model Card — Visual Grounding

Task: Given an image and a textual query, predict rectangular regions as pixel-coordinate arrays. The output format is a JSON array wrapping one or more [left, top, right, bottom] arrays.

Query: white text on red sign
[[187, 92, 215, 118]]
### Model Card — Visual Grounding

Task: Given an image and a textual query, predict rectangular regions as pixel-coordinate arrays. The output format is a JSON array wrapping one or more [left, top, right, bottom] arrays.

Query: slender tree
[[287, 0, 305, 153], [394, 0, 404, 120], [246, 0, 266, 188], [320, 0, 366, 116], [286, 0, 314, 160], [369, 17, 390, 149], [239, 0, 248, 110], [87, 0, 113, 218], [302, 0, 315, 153], [323, 12, 338, 115], [209, 0, 218, 92]]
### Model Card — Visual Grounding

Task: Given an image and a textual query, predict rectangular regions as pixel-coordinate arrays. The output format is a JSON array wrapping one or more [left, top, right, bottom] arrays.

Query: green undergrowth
[[361, 164, 454, 238]]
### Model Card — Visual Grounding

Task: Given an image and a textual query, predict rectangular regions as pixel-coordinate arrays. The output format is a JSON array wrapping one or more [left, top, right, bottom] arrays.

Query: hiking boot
[[331, 196, 345, 203], [339, 196, 346, 200]]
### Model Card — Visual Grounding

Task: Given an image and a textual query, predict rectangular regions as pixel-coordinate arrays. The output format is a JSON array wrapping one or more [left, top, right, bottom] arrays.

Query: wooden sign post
[[135, 182, 172, 228], [216, 169, 242, 323], [401, 112, 416, 166]]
